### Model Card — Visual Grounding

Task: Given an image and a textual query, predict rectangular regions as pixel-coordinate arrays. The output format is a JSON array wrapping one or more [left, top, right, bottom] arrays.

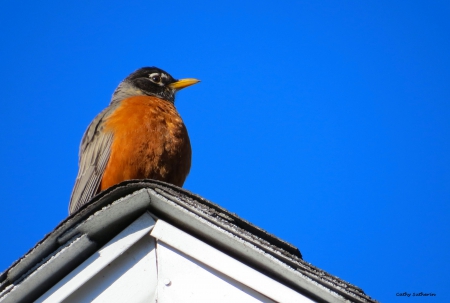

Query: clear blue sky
[[1, 1, 449, 302]]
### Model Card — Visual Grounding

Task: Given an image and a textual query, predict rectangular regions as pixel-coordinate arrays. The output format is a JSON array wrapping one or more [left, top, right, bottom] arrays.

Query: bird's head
[[112, 67, 200, 103]]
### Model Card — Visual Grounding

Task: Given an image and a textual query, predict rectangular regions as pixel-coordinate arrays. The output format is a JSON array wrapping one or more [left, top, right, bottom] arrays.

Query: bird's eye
[[151, 74, 161, 83]]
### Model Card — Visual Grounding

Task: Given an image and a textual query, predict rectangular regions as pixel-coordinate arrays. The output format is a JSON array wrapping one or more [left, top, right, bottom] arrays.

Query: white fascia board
[[151, 220, 316, 303], [36, 212, 156, 303], [63, 235, 157, 303], [156, 242, 276, 303]]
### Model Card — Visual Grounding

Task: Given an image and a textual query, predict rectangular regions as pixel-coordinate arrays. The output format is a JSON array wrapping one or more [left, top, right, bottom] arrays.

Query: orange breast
[[100, 95, 191, 190]]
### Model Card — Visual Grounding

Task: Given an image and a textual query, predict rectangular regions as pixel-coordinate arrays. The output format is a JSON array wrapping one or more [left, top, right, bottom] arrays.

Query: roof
[[0, 180, 378, 303]]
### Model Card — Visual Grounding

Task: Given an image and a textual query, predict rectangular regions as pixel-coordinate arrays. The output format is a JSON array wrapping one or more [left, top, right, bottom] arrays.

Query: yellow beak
[[169, 78, 200, 91]]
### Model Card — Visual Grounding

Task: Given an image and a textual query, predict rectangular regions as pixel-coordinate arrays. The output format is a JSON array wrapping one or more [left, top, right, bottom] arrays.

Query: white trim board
[[36, 212, 156, 303], [151, 219, 315, 303]]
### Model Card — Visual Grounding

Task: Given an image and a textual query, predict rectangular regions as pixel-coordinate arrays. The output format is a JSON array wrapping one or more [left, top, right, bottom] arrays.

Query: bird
[[68, 67, 199, 214]]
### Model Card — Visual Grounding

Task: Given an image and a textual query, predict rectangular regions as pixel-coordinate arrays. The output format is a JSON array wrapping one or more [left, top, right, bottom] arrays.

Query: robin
[[69, 67, 199, 214]]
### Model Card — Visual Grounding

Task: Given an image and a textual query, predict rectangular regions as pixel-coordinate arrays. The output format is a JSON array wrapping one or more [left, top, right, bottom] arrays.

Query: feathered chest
[[105, 96, 188, 149], [101, 95, 191, 188]]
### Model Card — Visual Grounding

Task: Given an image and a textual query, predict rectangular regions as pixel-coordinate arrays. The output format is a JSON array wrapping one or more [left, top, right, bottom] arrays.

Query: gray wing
[[68, 107, 116, 214]]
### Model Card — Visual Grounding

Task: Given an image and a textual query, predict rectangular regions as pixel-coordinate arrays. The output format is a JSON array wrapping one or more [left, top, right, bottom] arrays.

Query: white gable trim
[[35, 214, 316, 303], [151, 219, 315, 303], [156, 241, 277, 302], [36, 213, 156, 303]]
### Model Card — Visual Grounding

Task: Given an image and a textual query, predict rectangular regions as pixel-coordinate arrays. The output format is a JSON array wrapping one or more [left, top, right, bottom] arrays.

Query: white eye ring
[[149, 73, 169, 85], [149, 73, 162, 84]]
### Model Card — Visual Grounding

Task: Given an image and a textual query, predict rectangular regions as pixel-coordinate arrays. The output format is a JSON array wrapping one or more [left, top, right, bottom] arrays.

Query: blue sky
[[1, 0, 449, 301]]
